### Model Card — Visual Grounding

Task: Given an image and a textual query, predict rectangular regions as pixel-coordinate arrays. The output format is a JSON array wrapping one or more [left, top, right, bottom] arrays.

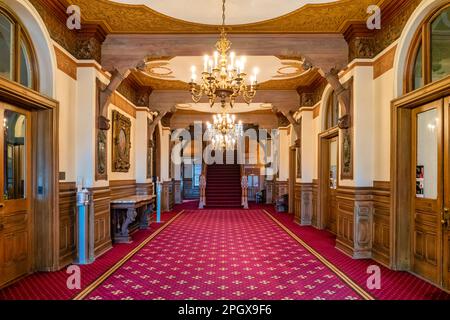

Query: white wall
[[277, 127, 290, 181], [56, 68, 77, 182], [349, 65, 375, 187], [160, 126, 171, 181], [300, 111, 315, 183], [135, 109, 153, 184], [373, 68, 394, 181], [75, 67, 97, 188]]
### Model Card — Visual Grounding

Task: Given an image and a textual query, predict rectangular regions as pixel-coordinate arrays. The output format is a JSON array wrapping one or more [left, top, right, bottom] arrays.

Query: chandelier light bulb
[[214, 51, 219, 67], [230, 52, 235, 67], [203, 55, 209, 72]]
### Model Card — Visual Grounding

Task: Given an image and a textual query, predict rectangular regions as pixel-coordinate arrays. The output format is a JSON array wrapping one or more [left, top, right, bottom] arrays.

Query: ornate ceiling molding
[[64, 0, 386, 34]]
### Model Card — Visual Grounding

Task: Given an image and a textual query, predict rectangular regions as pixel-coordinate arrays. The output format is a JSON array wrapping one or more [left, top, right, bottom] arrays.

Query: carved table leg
[[140, 204, 152, 230], [116, 208, 137, 243]]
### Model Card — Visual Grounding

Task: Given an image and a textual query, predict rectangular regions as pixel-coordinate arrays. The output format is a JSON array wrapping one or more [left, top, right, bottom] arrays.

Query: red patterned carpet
[[1, 202, 449, 300], [81, 209, 367, 300]]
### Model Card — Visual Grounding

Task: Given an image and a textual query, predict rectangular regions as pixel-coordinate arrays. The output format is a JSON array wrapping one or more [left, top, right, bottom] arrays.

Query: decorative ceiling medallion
[[143, 61, 175, 79], [273, 60, 308, 79]]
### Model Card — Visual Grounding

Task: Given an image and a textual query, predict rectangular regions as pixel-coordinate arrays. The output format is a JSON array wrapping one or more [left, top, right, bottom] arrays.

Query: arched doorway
[[0, 2, 58, 288], [318, 88, 340, 234]]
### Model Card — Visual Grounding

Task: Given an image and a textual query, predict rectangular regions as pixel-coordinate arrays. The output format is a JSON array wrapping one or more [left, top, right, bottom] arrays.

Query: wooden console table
[[110, 195, 156, 243]]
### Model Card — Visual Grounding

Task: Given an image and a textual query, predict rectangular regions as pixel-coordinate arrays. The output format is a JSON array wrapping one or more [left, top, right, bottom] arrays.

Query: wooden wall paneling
[[265, 180, 274, 204], [183, 178, 200, 199], [294, 183, 301, 224], [136, 182, 154, 196], [335, 187, 356, 256], [162, 181, 174, 212], [109, 180, 137, 200], [58, 182, 77, 267], [312, 180, 319, 227], [91, 186, 112, 257], [372, 181, 392, 266]]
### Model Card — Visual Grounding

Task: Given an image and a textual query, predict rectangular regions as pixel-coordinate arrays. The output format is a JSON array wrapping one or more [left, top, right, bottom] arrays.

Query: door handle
[[442, 208, 450, 226], [0, 203, 4, 208]]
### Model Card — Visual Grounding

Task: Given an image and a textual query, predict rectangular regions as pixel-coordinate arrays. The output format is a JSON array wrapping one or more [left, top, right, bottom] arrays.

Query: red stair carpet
[[206, 164, 242, 207]]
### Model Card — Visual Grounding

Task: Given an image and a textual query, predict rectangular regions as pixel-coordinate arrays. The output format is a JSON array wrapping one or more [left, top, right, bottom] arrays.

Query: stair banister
[[199, 164, 207, 209], [241, 165, 249, 209]]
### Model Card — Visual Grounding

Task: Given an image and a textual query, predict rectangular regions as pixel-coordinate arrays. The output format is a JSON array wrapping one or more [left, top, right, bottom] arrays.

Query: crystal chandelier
[[189, 0, 259, 108], [206, 113, 244, 150]]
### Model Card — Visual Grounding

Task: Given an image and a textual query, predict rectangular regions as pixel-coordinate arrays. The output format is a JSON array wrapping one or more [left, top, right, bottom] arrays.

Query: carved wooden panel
[[301, 185, 313, 226], [112, 110, 132, 173], [354, 200, 373, 259]]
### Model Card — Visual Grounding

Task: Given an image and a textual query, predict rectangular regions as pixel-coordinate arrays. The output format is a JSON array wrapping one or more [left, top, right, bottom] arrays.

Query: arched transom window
[[325, 90, 339, 130], [0, 5, 37, 89], [409, 5, 450, 92]]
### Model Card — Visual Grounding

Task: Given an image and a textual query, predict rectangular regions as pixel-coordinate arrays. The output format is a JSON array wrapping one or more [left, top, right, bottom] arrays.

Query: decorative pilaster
[[294, 183, 313, 226], [354, 200, 374, 259], [300, 184, 313, 226], [335, 187, 373, 259]]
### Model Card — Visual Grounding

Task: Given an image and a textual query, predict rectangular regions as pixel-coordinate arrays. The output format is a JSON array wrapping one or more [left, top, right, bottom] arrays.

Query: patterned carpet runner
[[81, 209, 368, 300]]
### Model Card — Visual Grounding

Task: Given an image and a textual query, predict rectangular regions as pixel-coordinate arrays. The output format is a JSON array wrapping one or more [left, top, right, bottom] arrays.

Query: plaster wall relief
[[112, 110, 132, 173]]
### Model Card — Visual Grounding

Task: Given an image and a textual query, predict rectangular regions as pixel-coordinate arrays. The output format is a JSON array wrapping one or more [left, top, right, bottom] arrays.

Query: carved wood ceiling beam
[[147, 90, 300, 114], [320, 68, 351, 129], [101, 34, 348, 73]]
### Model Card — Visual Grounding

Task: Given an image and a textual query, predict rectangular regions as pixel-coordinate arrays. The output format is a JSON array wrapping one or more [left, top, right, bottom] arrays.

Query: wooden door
[[411, 100, 443, 284], [0, 103, 32, 287], [443, 96, 450, 290], [327, 137, 338, 234]]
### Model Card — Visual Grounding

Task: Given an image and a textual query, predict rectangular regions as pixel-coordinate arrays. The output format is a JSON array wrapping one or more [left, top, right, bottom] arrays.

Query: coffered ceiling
[[63, 0, 386, 34]]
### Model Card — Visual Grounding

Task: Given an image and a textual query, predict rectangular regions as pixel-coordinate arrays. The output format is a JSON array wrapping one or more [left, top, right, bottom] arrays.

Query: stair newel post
[[241, 166, 249, 209], [199, 165, 207, 209]]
